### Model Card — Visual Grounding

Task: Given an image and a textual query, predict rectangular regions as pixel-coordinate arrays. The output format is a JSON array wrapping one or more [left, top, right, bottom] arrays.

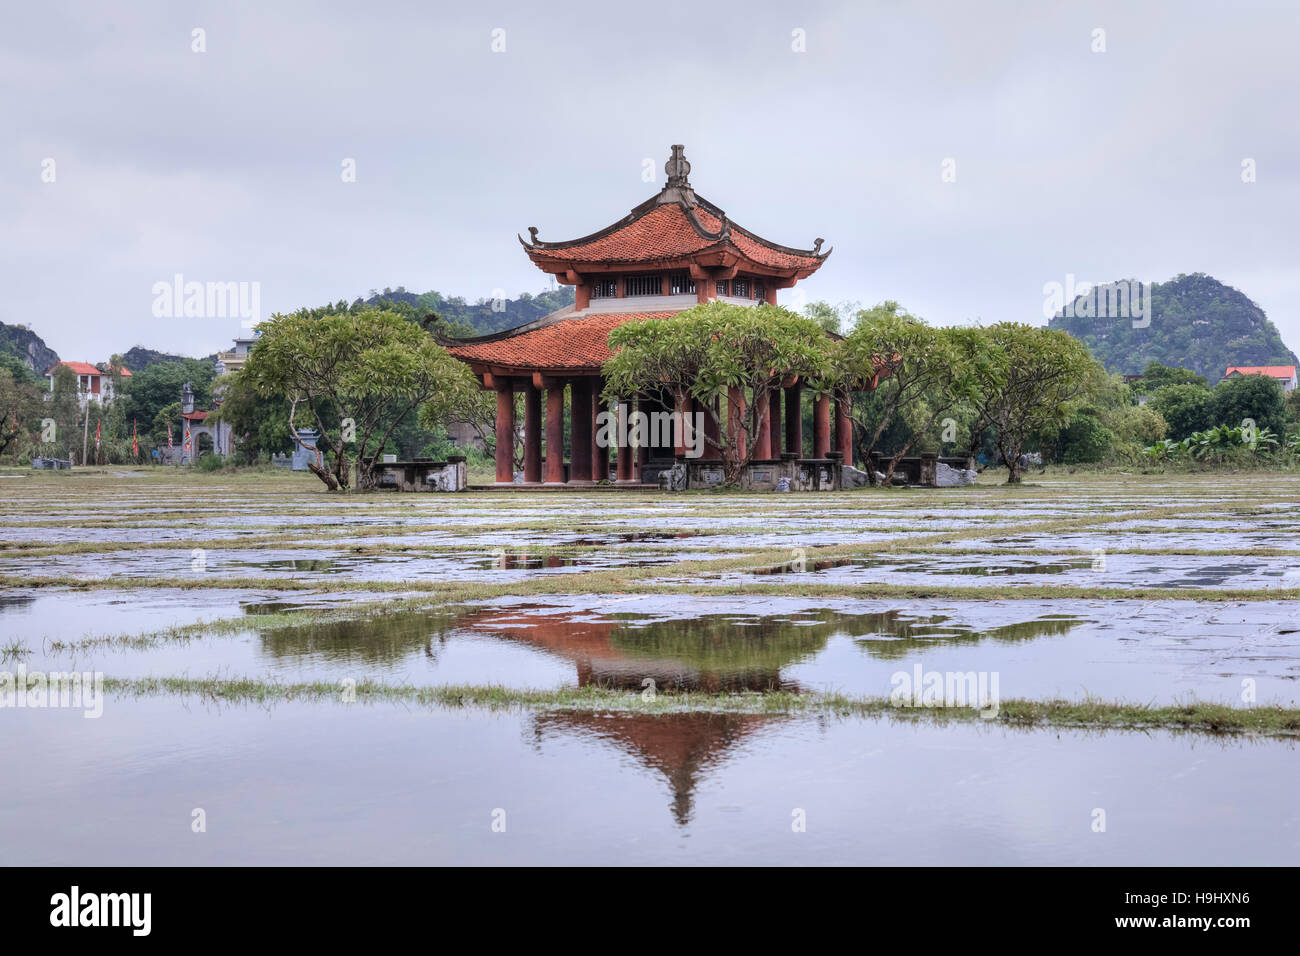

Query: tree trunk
[[308, 460, 339, 491], [289, 397, 341, 491]]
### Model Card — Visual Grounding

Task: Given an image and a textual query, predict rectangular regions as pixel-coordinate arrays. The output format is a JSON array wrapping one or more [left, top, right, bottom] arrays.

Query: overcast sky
[[4, 0, 1297, 361]]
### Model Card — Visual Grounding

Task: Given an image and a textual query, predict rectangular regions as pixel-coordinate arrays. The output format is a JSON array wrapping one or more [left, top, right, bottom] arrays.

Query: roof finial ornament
[[812, 238, 824, 255], [657, 144, 696, 207], [665, 145, 691, 186]]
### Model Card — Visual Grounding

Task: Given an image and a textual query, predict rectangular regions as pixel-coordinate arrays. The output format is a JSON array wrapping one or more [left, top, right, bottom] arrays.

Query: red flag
[[184, 422, 192, 453], [131, 419, 139, 457], [167, 423, 174, 448], [94, 420, 101, 451]]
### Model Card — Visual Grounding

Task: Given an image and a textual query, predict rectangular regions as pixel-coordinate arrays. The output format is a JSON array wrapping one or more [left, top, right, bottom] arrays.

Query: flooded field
[[1, 468, 1298, 865]]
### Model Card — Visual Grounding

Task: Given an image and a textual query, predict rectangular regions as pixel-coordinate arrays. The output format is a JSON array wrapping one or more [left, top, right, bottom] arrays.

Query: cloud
[[3, 0, 1297, 357]]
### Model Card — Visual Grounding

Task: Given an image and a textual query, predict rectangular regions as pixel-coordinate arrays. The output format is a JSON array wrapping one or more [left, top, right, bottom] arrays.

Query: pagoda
[[445, 145, 850, 486]]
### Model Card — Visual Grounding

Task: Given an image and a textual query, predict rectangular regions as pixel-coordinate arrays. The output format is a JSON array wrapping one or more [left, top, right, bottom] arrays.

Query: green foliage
[[0, 352, 44, 388], [366, 286, 575, 337], [1147, 383, 1214, 440], [0, 366, 45, 459], [1209, 372, 1287, 437], [123, 359, 217, 446], [1105, 403, 1168, 450], [961, 323, 1102, 482], [603, 301, 830, 483], [196, 450, 228, 472], [1144, 423, 1282, 464], [211, 379, 289, 464], [840, 302, 977, 481], [801, 300, 861, 335], [1136, 360, 1207, 392], [241, 307, 479, 490], [1057, 412, 1113, 464]]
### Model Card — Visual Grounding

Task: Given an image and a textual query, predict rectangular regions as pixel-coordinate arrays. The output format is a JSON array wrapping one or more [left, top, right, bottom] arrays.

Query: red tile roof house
[[44, 361, 132, 407], [441, 145, 858, 487], [1223, 365, 1297, 393]]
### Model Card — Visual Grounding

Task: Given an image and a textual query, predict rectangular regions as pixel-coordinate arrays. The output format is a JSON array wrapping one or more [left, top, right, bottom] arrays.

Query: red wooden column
[[784, 384, 803, 457], [545, 383, 566, 484], [835, 396, 853, 467], [701, 397, 721, 458], [494, 383, 514, 483], [675, 395, 693, 457], [753, 389, 771, 459], [727, 386, 747, 461], [592, 382, 609, 481], [523, 383, 542, 483], [570, 379, 593, 484], [615, 398, 635, 483], [768, 385, 782, 456], [635, 396, 649, 479], [813, 395, 831, 458]]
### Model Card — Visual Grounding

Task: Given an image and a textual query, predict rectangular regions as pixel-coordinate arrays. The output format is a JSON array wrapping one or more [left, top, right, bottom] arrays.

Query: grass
[[97, 675, 1300, 738], [4, 570, 1295, 603]]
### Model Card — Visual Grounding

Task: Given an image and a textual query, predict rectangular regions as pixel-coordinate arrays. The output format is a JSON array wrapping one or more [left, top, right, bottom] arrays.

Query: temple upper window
[[592, 278, 617, 298], [625, 274, 662, 297]]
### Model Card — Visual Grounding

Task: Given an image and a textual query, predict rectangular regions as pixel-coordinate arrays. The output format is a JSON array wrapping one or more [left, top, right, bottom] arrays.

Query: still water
[[4, 697, 1297, 865]]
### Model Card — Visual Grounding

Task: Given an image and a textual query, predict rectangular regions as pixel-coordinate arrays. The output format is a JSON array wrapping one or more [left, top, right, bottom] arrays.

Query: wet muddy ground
[[1, 469, 1297, 864]]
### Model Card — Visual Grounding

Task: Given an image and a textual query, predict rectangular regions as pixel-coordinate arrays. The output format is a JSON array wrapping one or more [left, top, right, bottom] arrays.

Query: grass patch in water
[[99, 676, 1300, 738]]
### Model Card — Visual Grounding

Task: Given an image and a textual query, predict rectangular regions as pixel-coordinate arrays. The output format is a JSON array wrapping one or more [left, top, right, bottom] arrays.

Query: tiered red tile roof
[[519, 144, 829, 279], [449, 145, 830, 376], [526, 202, 822, 272], [446, 312, 673, 373]]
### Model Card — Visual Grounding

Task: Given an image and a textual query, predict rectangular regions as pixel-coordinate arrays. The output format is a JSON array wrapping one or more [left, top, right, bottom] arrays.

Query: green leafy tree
[[1284, 387, 1300, 426], [1210, 373, 1287, 436], [209, 377, 290, 464], [241, 308, 480, 490], [46, 365, 82, 462], [802, 301, 842, 334], [419, 387, 499, 461], [124, 359, 217, 445], [964, 323, 1101, 483], [0, 366, 44, 458], [1055, 412, 1113, 463], [839, 303, 976, 483], [603, 301, 830, 485], [1147, 383, 1214, 440], [1104, 403, 1168, 456], [1137, 361, 1207, 393]]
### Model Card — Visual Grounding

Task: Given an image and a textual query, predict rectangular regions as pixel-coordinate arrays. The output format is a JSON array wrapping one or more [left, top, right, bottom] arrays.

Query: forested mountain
[[1048, 273, 1296, 379], [0, 321, 59, 373], [361, 285, 575, 336], [122, 345, 214, 370]]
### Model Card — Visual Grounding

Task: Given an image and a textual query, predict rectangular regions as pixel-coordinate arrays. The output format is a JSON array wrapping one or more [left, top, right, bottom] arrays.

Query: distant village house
[[1223, 365, 1297, 393], [44, 360, 131, 407]]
